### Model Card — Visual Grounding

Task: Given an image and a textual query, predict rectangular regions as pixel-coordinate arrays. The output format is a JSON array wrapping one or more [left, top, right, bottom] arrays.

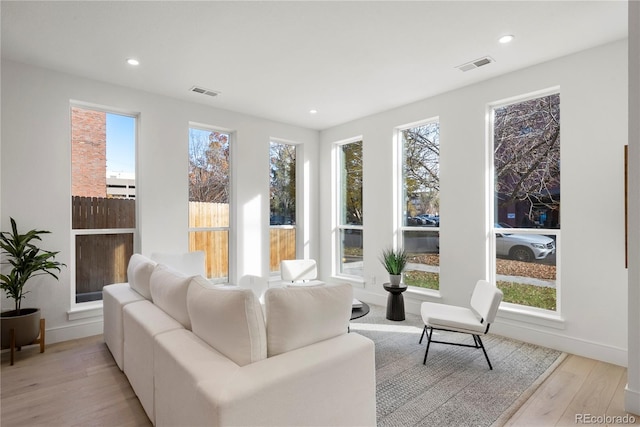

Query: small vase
[[389, 274, 402, 287]]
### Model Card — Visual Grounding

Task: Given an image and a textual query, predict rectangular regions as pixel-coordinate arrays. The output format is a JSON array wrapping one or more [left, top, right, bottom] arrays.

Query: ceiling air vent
[[456, 56, 495, 72], [190, 86, 221, 97]]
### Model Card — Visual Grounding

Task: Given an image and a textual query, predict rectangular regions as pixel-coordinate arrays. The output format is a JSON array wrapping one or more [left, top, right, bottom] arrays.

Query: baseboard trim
[[45, 319, 103, 345], [353, 287, 628, 367], [625, 386, 640, 416], [492, 320, 627, 367]]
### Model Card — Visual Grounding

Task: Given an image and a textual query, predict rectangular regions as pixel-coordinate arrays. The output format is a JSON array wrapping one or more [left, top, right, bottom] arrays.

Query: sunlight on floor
[[349, 322, 423, 335]]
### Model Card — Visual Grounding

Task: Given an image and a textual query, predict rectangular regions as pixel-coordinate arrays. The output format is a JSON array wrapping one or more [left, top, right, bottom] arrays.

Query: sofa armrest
[[205, 333, 376, 427], [154, 329, 241, 427], [154, 331, 376, 427], [103, 282, 145, 370]]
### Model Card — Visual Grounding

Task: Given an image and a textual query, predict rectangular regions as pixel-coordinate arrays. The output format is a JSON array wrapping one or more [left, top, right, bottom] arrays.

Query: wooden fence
[[269, 228, 296, 272], [73, 198, 296, 293], [189, 230, 229, 279], [189, 225, 296, 277], [189, 201, 229, 228], [75, 233, 133, 302], [72, 196, 135, 229], [189, 202, 296, 276]]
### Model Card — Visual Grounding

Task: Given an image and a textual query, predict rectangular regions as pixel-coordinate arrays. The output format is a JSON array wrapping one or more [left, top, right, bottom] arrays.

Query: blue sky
[[106, 113, 135, 175]]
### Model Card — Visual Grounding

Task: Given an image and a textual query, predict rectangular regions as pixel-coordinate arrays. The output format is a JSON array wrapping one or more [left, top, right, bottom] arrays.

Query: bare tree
[[342, 141, 363, 225], [189, 129, 230, 203], [403, 123, 440, 216], [270, 142, 296, 224], [494, 94, 560, 217]]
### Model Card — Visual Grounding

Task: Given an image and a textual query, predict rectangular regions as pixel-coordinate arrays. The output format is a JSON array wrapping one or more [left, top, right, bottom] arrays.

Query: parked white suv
[[495, 224, 555, 262]]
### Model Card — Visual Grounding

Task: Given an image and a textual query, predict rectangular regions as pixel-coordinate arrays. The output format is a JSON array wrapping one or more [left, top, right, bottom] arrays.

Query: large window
[[399, 121, 440, 290], [492, 92, 560, 311], [188, 127, 231, 283], [269, 141, 297, 274], [336, 140, 363, 277], [71, 106, 136, 303]]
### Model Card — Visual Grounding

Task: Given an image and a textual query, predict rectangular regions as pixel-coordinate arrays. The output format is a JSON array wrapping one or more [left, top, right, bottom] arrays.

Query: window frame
[[396, 118, 441, 294], [487, 88, 562, 314], [69, 102, 138, 311], [268, 138, 299, 279], [333, 137, 364, 280], [187, 123, 234, 284]]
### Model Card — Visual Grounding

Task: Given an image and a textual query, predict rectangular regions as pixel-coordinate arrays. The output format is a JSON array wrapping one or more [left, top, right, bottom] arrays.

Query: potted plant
[[1, 217, 64, 355], [380, 248, 407, 287]]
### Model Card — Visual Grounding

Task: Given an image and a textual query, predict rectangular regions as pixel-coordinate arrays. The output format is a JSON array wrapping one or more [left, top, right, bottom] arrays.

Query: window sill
[[68, 302, 103, 321], [497, 302, 565, 330], [405, 286, 443, 301]]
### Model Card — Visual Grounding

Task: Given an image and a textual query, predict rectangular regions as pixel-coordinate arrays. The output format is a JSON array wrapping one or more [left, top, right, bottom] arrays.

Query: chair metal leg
[[420, 327, 494, 370], [472, 334, 480, 348], [476, 335, 493, 370], [423, 327, 433, 365], [419, 325, 427, 344]]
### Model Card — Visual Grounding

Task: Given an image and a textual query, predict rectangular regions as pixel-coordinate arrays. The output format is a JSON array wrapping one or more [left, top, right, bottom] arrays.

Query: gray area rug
[[350, 304, 564, 427]]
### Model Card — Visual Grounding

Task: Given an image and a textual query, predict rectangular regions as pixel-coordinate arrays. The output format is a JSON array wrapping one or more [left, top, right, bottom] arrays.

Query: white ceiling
[[1, 1, 628, 130]]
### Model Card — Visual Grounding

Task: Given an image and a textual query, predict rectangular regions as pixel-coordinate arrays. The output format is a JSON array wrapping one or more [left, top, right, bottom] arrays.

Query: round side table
[[350, 302, 370, 321], [383, 283, 407, 321]]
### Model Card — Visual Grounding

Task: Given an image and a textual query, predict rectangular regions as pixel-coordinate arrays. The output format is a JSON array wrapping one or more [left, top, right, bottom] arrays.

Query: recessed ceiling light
[[309, 109, 318, 114], [126, 58, 140, 66], [498, 35, 515, 44]]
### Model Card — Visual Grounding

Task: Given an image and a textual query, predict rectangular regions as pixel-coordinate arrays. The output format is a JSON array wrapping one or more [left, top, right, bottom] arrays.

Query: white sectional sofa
[[103, 254, 376, 426]]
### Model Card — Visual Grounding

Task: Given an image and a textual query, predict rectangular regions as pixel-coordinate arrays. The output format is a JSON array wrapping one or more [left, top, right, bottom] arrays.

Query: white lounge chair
[[419, 279, 503, 370]]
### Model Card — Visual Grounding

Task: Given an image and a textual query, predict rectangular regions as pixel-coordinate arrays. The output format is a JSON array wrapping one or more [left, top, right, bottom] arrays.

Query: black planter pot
[[1, 308, 42, 349]]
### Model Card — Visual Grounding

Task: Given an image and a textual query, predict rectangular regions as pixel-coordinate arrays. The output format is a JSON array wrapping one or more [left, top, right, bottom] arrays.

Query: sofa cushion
[[150, 264, 193, 330], [126, 254, 156, 300], [187, 276, 267, 366], [263, 282, 353, 357], [123, 300, 184, 423]]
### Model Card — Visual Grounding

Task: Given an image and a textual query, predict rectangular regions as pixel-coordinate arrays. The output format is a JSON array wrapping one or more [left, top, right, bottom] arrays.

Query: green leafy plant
[[0, 218, 65, 314], [380, 248, 407, 275]]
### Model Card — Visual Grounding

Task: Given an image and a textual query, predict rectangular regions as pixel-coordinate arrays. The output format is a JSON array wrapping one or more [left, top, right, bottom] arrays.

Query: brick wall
[[71, 107, 107, 197]]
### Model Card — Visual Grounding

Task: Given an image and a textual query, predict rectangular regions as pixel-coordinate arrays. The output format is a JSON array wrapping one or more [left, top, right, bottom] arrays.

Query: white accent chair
[[280, 259, 324, 286], [419, 279, 503, 370]]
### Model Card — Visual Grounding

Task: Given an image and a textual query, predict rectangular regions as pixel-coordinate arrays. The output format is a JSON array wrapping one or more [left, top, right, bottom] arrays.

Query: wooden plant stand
[[9, 318, 45, 366]]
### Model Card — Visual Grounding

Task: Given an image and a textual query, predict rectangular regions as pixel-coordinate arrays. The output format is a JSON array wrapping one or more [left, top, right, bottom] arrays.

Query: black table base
[[383, 283, 407, 321]]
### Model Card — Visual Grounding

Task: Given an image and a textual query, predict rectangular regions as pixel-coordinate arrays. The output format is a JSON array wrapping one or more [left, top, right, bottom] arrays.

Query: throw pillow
[[127, 254, 156, 300], [264, 282, 352, 357], [187, 276, 267, 366], [149, 264, 193, 330]]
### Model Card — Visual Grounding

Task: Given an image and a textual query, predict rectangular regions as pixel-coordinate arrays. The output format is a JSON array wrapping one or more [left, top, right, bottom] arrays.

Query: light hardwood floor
[[505, 353, 639, 427], [1, 335, 151, 427], [1, 335, 638, 426]]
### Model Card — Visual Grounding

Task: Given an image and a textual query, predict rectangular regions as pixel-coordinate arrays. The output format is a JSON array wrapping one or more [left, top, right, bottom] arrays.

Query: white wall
[[626, 0, 640, 415], [319, 40, 629, 366], [0, 60, 320, 343], [1, 40, 632, 368]]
